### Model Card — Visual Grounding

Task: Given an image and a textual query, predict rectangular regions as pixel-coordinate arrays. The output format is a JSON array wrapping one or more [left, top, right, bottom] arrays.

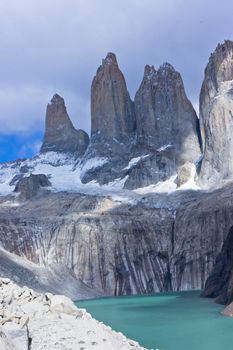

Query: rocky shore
[[0, 278, 147, 350]]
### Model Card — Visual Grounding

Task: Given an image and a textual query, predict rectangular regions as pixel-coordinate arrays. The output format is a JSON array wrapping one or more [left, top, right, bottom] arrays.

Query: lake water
[[77, 291, 233, 350]]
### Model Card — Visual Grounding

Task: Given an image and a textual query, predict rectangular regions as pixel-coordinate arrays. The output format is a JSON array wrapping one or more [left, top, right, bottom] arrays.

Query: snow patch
[[0, 150, 200, 198], [134, 175, 177, 194], [80, 157, 108, 175], [102, 175, 129, 191], [124, 157, 141, 170], [124, 155, 149, 170], [157, 144, 172, 152], [214, 80, 233, 99], [35, 152, 75, 166]]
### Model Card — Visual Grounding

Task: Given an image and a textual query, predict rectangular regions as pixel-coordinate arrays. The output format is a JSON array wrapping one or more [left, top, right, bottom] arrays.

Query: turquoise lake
[[77, 291, 233, 350]]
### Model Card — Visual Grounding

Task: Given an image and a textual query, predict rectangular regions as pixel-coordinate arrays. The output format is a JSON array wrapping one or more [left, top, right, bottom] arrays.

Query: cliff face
[[79, 53, 137, 186], [0, 186, 233, 297], [202, 224, 233, 304], [41, 94, 89, 156], [91, 53, 135, 144], [81, 56, 201, 189], [199, 41, 233, 187], [135, 63, 201, 164]]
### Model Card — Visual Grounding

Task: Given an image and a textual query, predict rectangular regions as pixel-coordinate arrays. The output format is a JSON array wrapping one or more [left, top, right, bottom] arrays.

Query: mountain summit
[[91, 52, 135, 144], [135, 62, 201, 164], [40, 94, 89, 156]]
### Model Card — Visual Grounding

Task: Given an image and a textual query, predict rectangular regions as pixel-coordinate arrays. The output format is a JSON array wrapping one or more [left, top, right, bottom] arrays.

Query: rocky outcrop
[[0, 278, 146, 350], [123, 152, 176, 190], [221, 302, 233, 316], [14, 174, 51, 200], [199, 40, 233, 187], [40, 94, 89, 156], [135, 63, 201, 165], [202, 224, 233, 304]]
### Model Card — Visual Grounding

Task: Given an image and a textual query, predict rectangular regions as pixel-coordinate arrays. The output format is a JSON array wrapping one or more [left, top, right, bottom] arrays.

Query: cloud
[[0, 0, 232, 140], [0, 84, 90, 134], [17, 139, 42, 158]]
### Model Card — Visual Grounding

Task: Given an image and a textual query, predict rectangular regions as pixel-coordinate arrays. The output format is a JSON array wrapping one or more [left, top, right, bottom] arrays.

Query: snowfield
[[0, 151, 200, 200]]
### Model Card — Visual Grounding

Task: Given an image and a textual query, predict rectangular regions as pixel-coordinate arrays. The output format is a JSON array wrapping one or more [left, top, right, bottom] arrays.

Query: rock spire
[[40, 94, 89, 156], [91, 52, 135, 143], [135, 62, 201, 165]]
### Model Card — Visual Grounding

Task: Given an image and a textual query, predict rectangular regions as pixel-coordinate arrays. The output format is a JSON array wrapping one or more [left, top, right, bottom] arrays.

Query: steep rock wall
[[41, 94, 89, 156], [0, 187, 233, 296], [199, 40, 233, 187]]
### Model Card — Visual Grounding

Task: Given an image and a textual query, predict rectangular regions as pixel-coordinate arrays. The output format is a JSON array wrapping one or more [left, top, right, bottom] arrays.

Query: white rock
[[20, 300, 44, 317], [1, 278, 11, 284], [19, 316, 29, 329], [0, 278, 147, 350], [0, 328, 17, 350], [50, 294, 78, 315], [3, 322, 28, 350]]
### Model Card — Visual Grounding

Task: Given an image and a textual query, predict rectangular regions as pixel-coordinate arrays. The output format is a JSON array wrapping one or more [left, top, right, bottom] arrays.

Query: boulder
[[222, 302, 233, 316], [14, 174, 51, 200], [49, 294, 78, 315], [175, 162, 193, 187]]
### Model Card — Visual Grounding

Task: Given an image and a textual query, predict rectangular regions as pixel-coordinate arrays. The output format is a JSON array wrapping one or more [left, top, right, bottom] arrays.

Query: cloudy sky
[[0, 0, 232, 161]]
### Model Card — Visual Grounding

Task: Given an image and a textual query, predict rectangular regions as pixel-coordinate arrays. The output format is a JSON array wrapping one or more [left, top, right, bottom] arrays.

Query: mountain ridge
[[0, 41, 233, 306]]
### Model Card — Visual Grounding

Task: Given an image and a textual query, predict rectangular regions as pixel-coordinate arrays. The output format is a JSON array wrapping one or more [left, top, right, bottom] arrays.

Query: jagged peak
[[102, 52, 118, 67], [208, 40, 233, 67], [204, 39, 233, 88], [49, 94, 65, 106], [212, 40, 233, 57], [143, 65, 156, 80], [158, 62, 176, 74]]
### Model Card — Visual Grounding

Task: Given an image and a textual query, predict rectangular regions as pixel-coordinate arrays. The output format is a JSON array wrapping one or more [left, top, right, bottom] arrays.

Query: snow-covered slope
[[0, 151, 200, 198], [0, 152, 109, 196]]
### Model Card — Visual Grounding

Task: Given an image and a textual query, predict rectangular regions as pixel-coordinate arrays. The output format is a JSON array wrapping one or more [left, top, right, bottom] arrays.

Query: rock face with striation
[[80, 53, 137, 186], [91, 52, 135, 145], [40, 94, 89, 156], [199, 40, 233, 187], [81, 56, 201, 189], [1, 186, 233, 297], [202, 224, 233, 305], [135, 63, 201, 163]]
